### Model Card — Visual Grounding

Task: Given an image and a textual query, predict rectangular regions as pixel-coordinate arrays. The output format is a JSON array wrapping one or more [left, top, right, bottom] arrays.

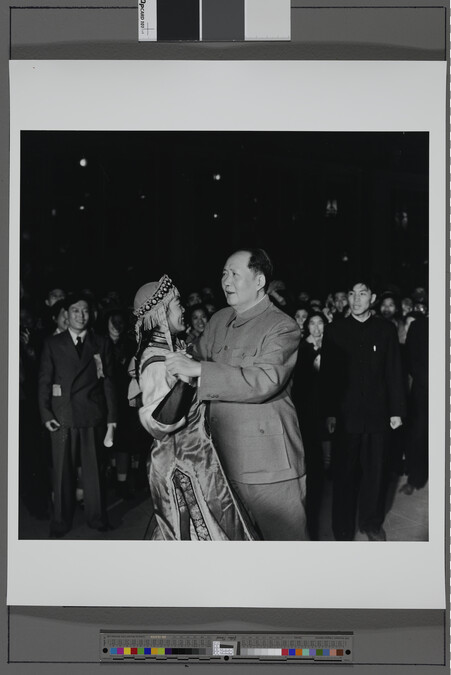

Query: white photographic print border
[[8, 60, 447, 608]]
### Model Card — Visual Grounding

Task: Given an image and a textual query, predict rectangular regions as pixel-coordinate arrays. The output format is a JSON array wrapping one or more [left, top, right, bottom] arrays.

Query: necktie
[[76, 336, 84, 358]]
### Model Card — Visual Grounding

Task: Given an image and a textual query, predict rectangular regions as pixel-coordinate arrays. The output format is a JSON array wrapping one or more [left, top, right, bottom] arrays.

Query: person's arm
[[101, 337, 118, 444], [102, 337, 118, 425], [38, 338, 59, 430], [139, 359, 188, 440], [197, 320, 301, 404], [318, 324, 338, 433], [385, 322, 407, 422]]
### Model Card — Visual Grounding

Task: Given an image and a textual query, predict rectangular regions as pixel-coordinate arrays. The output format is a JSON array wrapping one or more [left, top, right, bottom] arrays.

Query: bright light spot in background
[[79, 158, 88, 167]]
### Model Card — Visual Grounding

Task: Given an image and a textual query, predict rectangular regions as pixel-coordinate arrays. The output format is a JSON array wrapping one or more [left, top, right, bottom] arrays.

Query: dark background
[[20, 130, 428, 306]]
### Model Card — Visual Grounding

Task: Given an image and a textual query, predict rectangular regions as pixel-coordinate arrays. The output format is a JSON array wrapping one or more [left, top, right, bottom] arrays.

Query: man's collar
[[226, 294, 270, 327], [68, 328, 88, 344], [350, 313, 372, 325]]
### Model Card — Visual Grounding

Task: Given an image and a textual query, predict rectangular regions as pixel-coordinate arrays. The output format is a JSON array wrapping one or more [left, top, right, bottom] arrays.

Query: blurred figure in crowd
[[292, 309, 330, 540], [185, 303, 210, 347], [294, 303, 310, 339]]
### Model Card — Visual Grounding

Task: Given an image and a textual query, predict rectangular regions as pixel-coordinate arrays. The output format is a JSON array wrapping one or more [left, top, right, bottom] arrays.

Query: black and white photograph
[[17, 129, 429, 544], [8, 60, 446, 608]]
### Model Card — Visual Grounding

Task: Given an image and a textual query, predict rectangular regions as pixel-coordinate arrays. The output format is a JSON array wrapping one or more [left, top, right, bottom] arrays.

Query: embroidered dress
[[134, 337, 255, 541]]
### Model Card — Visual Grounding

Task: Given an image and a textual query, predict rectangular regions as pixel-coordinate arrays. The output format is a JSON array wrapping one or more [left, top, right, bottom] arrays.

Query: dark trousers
[[50, 425, 107, 534], [405, 389, 428, 489], [332, 431, 390, 540]]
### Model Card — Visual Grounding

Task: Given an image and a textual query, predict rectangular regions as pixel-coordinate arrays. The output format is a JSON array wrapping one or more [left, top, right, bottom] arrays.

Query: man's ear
[[256, 273, 266, 291], [371, 293, 377, 305]]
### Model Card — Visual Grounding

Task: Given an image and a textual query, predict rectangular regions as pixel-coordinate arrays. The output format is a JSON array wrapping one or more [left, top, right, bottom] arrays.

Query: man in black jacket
[[38, 293, 117, 537], [320, 281, 406, 541]]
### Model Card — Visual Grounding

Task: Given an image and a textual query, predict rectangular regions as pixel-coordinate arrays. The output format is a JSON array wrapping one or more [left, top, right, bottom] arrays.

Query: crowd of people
[[18, 252, 428, 541]]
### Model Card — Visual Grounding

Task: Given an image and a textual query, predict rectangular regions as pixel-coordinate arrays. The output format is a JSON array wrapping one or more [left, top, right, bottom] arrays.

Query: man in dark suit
[[38, 292, 117, 537], [320, 281, 406, 541]]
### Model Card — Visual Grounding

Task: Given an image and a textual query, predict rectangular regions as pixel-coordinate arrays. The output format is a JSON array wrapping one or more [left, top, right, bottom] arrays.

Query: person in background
[[40, 286, 66, 335], [268, 279, 296, 316], [201, 286, 218, 317], [185, 303, 210, 348], [294, 303, 310, 339], [292, 309, 330, 540], [50, 299, 69, 336], [185, 290, 202, 307], [320, 281, 406, 542], [400, 314, 428, 495], [331, 290, 349, 322], [165, 249, 308, 541], [19, 302, 49, 520], [401, 296, 413, 317], [378, 292, 400, 328], [45, 287, 66, 308], [297, 290, 311, 304], [204, 301, 217, 317], [102, 306, 137, 500], [378, 291, 406, 477]]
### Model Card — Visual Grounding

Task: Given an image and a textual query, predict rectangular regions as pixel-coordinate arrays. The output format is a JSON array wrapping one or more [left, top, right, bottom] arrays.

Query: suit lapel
[[70, 331, 98, 394], [61, 330, 80, 366]]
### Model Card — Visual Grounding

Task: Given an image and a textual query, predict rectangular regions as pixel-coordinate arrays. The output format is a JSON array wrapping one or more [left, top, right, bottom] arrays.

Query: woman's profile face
[[190, 308, 208, 335], [308, 316, 325, 338], [167, 295, 186, 334]]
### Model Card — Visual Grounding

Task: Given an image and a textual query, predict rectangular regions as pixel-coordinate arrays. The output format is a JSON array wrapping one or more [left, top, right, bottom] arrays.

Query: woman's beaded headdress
[[132, 275, 178, 352]]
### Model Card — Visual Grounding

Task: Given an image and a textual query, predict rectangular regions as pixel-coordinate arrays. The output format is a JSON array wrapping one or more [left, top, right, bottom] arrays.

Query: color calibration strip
[[100, 632, 353, 663], [138, 0, 290, 42], [107, 647, 346, 657]]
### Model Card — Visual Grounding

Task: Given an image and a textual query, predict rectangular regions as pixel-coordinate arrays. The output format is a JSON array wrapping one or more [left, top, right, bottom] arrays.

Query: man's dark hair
[[347, 280, 375, 295], [63, 292, 92, 313], [240, 248, 274, 292]]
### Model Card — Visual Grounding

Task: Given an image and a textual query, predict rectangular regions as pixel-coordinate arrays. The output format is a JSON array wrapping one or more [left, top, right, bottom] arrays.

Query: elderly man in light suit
[[166, 248, 308, 540]]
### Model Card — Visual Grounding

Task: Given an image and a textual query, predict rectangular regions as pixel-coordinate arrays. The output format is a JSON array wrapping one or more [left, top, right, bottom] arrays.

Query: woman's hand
[[165, 353, 201, 379]]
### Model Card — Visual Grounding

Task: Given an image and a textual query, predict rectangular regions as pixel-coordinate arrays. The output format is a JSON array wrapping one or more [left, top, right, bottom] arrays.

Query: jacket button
[[224, 346, 228, 351], [259, 428, 265, 434]]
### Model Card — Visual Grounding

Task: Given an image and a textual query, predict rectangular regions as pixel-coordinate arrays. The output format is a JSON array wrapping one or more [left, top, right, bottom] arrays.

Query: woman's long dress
[[133, 341, 255, 541]]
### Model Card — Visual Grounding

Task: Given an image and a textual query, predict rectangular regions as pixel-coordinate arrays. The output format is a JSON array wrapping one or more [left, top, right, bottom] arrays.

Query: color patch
[[202, 0, 244, 41], [157, 0, 200, 40], [245, 0, 290, 40]]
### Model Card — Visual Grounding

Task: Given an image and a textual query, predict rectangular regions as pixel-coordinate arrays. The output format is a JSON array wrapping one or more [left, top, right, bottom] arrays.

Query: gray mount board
[[1, 1, 449, 673]]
